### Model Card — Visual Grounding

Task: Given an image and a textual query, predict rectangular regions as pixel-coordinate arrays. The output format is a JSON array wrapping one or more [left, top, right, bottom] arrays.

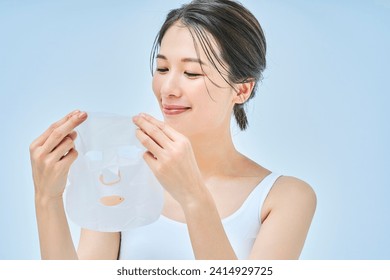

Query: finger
[[68, 130, 77, 141], [51, 136, 75, 162], [142, 151, 158, 171], [133, 115, 172, 149], [58, 148, 78, 169], [30, 110, 80, 150], [138, 113, 179, 141], [135, 128, 163, 159], [42, 112, 87, 154]]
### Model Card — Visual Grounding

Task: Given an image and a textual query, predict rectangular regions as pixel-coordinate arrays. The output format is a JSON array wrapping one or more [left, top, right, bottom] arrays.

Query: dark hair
[[151, 0, 266, 130]]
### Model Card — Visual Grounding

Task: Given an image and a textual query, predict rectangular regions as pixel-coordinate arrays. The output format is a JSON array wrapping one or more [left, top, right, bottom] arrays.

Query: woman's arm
[[30, 110, 86, 259], [35, 198, 120, 260], [77, 229, 120, 260], [181, 186, 237, 259], [35, 195, 78, 259], [31, 111, 121, 260], [249, 176, 317, 259], [133, 113, 237, 259], [30, 111, 86, 259]]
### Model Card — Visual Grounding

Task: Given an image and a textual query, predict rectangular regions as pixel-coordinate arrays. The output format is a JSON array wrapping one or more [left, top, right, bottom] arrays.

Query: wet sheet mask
[[65, 112, 163, 232]]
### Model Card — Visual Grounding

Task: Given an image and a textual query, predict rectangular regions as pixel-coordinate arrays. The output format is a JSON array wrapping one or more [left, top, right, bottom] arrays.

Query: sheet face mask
[[65, 112, 164, 232]]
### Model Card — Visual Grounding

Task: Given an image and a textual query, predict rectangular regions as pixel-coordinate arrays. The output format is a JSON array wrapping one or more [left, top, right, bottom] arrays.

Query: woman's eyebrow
[[156, 54, 206, 65]]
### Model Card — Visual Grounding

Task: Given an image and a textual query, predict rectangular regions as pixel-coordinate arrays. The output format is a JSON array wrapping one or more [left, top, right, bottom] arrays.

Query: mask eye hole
[[85, 150, 103, 161]]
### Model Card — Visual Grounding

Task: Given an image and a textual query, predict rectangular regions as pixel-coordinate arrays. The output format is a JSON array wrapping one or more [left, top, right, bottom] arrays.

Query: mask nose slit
[[99, 168, 121, 185]]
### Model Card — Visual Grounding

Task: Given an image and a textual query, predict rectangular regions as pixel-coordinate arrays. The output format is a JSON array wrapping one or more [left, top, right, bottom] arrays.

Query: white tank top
[[119, 172, 281, 259]]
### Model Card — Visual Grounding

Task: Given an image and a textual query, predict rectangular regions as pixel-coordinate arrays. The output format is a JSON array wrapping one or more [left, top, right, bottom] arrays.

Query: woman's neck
[[189, 128, 240, 179]]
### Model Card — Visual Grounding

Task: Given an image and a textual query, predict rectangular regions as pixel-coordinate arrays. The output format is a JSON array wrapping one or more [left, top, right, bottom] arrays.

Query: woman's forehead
[[160, 23, 197, 55], [160, 22, 221, 63]]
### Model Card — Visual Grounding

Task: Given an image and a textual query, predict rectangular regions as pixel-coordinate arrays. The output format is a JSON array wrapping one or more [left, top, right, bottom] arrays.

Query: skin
[[31, 22, 316, 260]]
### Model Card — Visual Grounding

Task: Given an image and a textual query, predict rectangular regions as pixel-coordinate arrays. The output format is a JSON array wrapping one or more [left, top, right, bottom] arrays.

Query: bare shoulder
[[253, 176, 317, 259], [275, 176, 316, 202], [261, 176, 317, 222]]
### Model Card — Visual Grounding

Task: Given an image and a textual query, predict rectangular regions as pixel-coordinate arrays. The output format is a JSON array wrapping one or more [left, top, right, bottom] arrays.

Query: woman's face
[[152, 22, 236, 139]]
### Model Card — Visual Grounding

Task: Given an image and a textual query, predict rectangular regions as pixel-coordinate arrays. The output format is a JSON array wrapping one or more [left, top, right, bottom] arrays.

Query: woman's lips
[[162, 105, 191, 115]]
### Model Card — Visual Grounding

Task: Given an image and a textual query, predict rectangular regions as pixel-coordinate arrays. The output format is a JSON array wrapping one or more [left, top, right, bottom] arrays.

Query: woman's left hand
[[132, 113, 204, 206]]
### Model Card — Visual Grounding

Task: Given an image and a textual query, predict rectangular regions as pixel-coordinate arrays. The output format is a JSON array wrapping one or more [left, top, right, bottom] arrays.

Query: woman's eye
[[156, 68, 168, 73], [185, 72, 202, 78]]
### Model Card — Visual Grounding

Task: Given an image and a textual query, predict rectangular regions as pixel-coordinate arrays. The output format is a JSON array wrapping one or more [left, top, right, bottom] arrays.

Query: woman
[[30, 0, 316, 260]]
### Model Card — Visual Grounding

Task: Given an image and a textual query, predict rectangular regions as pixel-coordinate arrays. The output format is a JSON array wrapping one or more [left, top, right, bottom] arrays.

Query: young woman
[[30, 0, 316, 260]]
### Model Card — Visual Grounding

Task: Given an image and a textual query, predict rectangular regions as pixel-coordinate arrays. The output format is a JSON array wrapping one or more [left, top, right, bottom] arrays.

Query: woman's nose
[[160, 72, 182, 98]]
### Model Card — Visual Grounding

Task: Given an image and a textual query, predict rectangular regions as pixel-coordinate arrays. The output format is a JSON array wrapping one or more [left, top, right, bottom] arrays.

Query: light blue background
[[1, 0, 389, 259]]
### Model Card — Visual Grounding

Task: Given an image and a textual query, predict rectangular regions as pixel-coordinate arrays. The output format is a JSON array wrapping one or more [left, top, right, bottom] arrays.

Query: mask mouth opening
[[99, 195, 125, 206]]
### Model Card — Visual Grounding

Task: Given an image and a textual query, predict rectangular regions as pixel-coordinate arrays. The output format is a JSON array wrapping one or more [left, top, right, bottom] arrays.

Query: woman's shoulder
[[261, 175, 317, 222], [273, 176, 316, 201], [235, 155, 316, 213]]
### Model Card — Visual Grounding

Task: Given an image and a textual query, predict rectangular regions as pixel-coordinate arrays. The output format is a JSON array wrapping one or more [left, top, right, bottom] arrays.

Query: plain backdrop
[[1, 0, 389, 259]]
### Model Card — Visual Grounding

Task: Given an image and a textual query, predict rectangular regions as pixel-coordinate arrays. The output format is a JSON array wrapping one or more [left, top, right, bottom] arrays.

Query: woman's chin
[[163, 118, 193, 138]]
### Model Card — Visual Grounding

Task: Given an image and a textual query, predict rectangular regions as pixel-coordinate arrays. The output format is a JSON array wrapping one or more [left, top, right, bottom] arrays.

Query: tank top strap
[[245, 172, 282, 223], [222, 172, 282, 225], [221, 172, 283, 242]]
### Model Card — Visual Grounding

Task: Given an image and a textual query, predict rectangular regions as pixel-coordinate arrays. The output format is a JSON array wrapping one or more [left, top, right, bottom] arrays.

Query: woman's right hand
[[30, 110, 88, 200]]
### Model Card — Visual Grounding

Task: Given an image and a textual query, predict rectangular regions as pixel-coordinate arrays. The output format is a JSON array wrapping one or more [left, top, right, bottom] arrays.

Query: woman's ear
[[233, 80, 255, 104]]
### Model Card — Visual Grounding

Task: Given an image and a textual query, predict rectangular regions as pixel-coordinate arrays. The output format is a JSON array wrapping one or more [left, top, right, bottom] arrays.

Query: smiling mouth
[[162, 105, 191, 115]]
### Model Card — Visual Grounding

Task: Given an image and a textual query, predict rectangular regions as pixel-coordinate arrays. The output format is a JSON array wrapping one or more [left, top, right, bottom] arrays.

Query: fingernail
[[68, 110, 79, 119], [132, 115, 138, 122], [70, 109, 80, 116], [78, 112, 87, 119], [140, 113, 147, 118]]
